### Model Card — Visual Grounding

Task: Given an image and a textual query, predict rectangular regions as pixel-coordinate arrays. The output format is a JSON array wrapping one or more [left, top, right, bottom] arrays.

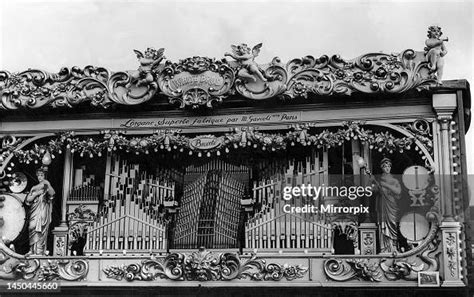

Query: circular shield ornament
[[8, 172, 28, 193]]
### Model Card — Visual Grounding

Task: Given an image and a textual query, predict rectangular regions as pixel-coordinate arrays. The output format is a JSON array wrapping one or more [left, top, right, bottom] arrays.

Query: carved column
[[52, 148, 74, 256], [433, 93, 456, 221], [353, 141, 377, 254], [433, 93, 464, 286]]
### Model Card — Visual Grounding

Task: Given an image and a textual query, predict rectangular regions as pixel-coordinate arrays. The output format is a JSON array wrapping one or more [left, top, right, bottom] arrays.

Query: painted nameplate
[[189, 135, 223, 150]]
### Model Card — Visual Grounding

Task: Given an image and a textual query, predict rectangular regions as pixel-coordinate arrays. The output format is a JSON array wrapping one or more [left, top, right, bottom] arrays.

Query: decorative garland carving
[[3, 122, 424, 165], [0, 29, 441, 111], [400, 119, 434, 155], [37, 259, 89, 282], [103, 248, 307, 282]]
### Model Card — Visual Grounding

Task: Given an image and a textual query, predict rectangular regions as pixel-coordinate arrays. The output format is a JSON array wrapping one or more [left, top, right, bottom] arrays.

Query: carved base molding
[[0, 237, 465, 287]]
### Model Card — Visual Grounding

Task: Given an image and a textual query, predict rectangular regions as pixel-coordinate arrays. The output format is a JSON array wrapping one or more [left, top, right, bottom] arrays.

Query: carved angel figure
[[424, 26, 448, 83], [225, 43, 268, 82], [131, 47, 165, 86]]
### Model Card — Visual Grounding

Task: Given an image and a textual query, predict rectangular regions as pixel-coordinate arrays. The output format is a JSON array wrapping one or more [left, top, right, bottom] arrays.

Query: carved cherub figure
[[424, 26, 448, 83], [131, 47, 165, 86], [225, 43, 268, 82]]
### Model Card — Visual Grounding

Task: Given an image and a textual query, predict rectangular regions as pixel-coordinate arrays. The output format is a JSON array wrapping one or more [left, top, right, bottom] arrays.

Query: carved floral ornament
[[0, 30, 444, 111], [0, 239, 89, 281], [103, 247, 308, 282]]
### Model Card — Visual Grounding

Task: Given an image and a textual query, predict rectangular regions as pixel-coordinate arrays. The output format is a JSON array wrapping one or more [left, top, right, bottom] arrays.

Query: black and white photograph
[[0, 1, 473, 296]]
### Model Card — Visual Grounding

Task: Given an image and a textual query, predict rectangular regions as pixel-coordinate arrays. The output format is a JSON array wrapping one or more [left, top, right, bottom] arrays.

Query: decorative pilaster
[[52, 148, 73, 256], [440, 221, 464, 286], [359, 223, 377, 255], [432, 93, 457, 222], [433, 94, 464, 286]]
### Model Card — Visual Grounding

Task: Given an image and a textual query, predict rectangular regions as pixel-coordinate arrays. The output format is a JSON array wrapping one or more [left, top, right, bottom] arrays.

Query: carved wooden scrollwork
[[284, 50, 436, 98], [103, 247, 308, 282], [37, 259, 89, 282], [232, 57, 287, 100], [324, 220, 441, 282], [0, 37, 440, 111], [324, 258, 383, 282], [0, 240, 39, 280], [0, 48, 164, 110]]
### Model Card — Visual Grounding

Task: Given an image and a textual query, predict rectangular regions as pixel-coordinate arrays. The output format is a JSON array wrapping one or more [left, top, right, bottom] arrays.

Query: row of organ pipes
[[173, 160, 246, 249], [67, 148, 337, 253], [245, 149, 333, 251], [84, 155, 176, 254]]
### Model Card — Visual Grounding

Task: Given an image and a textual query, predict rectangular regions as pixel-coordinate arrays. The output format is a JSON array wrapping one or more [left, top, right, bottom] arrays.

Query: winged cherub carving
[[131, 47, 165, 86], [424, 26, 448, 83], [225, 43, 268, 83]]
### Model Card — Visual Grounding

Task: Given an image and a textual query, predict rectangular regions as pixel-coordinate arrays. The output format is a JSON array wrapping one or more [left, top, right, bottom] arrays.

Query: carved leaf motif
[[103, 250, 308, 282], [324, 258, 382, 282], [284, 50, 437, 99], [37, 259, 89, 282]]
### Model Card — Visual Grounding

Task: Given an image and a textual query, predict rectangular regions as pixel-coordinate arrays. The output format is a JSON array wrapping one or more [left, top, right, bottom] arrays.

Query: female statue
[[25, 168, 55, 255], [372, 158, 401, 253]]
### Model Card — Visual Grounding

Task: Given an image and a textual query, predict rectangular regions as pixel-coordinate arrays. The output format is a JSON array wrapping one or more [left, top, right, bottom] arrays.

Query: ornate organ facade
[[0, 27, 471, 294]]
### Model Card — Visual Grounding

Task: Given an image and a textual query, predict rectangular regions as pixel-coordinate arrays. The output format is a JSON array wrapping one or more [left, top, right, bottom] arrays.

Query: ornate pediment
[[0, 27, 446, 111], [158, 56, 234, 109]]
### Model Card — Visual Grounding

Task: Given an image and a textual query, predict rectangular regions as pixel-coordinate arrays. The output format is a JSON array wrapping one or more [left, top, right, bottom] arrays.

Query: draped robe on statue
[[378, 173, 402, 253], [27, 183, 54, 255]]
